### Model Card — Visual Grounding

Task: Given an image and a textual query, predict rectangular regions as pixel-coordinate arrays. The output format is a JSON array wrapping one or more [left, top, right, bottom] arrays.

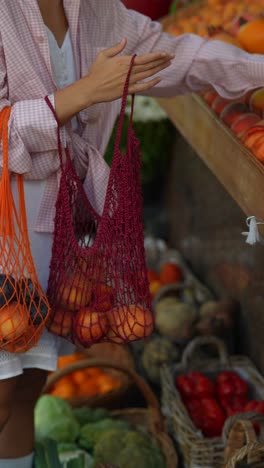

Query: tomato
[[176, 372, 215, 401], [187, 397, 225, 438], [217, 371, 248, 399]]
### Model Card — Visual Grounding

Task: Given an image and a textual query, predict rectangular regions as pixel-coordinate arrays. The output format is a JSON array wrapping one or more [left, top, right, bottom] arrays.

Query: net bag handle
[[44, 96, 71, 172], [0, 106, 39, 275], [0, 108, 27, 238], [113, 54, 136, 152], [45, 54, 137, 171]]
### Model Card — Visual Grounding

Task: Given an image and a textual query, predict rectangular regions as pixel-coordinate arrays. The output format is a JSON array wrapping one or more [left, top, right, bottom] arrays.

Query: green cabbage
[[35, 396, 80, 444]]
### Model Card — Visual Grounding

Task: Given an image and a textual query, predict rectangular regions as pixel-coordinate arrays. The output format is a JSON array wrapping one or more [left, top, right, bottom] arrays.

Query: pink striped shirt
[[1, 0, 264, 232]]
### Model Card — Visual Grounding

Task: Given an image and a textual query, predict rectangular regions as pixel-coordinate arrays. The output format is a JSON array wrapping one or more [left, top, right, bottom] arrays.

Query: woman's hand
[[54, 38, 173, 126], [80, 38, 174, 105]]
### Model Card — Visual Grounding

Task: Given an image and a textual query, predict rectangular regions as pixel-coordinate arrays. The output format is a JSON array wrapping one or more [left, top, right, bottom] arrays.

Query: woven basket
[[161, 336, 264, 468], [44, 358, 178, 468], [224, 413, 264, 467], [54, 343, 135, 409]]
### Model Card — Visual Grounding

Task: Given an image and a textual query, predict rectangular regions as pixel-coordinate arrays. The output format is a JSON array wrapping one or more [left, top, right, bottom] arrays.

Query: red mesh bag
[[0, 107, 50, 353], [46, 57, 154, 348]]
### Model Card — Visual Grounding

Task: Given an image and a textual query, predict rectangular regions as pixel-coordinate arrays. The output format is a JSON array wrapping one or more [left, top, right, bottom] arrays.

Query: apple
[[75, 308, 108, 345]]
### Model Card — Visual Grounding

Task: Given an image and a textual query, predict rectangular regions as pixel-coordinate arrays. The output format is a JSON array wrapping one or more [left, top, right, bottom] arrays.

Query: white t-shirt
[[46, 27, 78, 130]]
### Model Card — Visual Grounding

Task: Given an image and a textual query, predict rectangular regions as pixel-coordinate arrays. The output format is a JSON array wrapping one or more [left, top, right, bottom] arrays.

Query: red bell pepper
[[186, 397, 225, 438], [244, 400, 264, 415], [243, 400, 264, 434], [176, 372, 215, 402], [220, 394, 248, 417], [217, 371, 248, 399]]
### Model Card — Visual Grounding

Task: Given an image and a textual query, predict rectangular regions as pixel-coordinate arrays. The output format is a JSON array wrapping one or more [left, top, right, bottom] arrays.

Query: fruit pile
[[0, 274, 48, 349], [165, 0, 264, 39], [176, 370, 264, 438], [164, 0, 264, 163], [49, 353, 122, 400], [203, 88, 264, 162]]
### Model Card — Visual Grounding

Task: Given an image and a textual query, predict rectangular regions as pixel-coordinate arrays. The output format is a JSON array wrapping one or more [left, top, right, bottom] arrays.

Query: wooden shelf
[[157, 94, 264, 221]]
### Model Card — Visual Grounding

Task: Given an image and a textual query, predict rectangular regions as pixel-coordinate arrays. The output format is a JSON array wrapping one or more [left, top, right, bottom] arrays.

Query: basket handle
[[43, 358, 165, 431], [181, 336, 229, 368], [225, 442, 264, 468], [224, 413, 264, 467], [152, 282, 185, 308], [223, 412, 264, 444]]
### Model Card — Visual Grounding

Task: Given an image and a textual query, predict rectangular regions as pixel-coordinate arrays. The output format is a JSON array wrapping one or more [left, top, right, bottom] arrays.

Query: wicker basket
[[224, 413, 264, 467], [161, 336, 264, 468], [55, 343, 135, 409], [44, 358, 178, 468]]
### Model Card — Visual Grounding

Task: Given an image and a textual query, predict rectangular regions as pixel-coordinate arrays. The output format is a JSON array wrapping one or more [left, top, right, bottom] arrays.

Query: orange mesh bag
[[0, 106, 50, 353]]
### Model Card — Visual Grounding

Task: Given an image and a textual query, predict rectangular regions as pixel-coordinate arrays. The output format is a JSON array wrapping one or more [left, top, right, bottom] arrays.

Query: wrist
[[77, 75, 98, 108]]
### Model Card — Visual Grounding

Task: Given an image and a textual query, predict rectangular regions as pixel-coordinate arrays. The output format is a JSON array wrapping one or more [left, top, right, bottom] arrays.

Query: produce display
[[48, 353, 122, 400], [34, 395, 166, 468], [129, 244, 240, 388], [163, 0, 264, 163], [176, 370, 264, 438]]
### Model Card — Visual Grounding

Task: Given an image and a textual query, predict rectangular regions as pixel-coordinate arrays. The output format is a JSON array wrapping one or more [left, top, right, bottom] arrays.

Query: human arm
[[106, 0, 264, 99]]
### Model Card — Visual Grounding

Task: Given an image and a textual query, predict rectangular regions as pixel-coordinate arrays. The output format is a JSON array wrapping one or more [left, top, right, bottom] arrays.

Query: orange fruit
[[147, 270, 159, 282], [0, 302, 29, 342], [149, 280, 163, 299], [51, 379, 77, 399], [71, 370, 88, 386], [48, 308, 72, 338], [57, 274, 92, 311], [237, 19, 264, 54], [91, 283, 114, 313], [75, 308, 108, 345], [108, 304, 153, 343]]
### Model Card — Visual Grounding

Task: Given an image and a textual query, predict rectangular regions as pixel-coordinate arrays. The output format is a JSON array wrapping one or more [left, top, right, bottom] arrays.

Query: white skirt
[[0, 178, 75, 380]]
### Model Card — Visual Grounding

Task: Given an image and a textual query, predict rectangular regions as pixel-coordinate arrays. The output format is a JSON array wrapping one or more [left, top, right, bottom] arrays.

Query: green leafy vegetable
[[35, 395, 80, 444], [79, 418, 130, 452], [93, 429, 166, 468], [73, 408, 109, 426]]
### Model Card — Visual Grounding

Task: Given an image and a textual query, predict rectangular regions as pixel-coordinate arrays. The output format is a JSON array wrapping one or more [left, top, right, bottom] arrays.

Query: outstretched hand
[[81, 38, 174, 105]]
